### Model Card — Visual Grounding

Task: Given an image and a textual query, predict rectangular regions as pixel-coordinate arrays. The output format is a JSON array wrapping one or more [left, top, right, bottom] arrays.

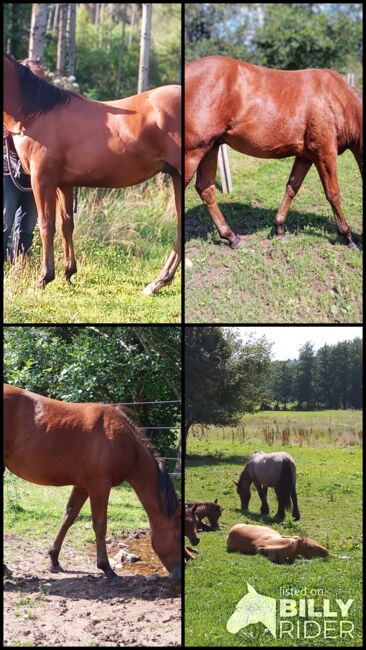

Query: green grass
[[4, 470, 150, 550], [4, 181, 181, 323], [185, 439, 362, 647], [185, 151, 362, 323], [190, 410, 362, 447]]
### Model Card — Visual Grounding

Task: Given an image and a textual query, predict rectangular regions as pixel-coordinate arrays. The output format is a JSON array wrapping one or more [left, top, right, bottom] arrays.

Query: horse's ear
[[214, 498, 218, 504]]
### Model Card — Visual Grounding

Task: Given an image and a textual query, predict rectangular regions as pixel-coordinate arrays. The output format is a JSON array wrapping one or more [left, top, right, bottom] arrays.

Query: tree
[[296, 342, 316, 409], [185, 327, 272, 440], [138, 3, 152, 93], [270, 359, 297, 409]]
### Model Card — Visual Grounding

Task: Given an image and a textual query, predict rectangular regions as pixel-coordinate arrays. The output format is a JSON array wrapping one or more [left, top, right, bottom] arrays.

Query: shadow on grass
[[186, 453, 250, 467], [185, 202, 363, 246]]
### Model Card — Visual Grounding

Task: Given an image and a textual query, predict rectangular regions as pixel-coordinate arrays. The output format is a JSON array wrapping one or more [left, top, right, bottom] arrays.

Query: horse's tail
[[276, 458, 294, 511]]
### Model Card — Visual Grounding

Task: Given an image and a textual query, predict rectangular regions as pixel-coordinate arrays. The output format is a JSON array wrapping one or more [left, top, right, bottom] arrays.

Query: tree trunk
[[116, 19, 126, 96], [56, 4, 68, 74], [137, 4, 152, 93], [29, 3, 48, 61], [67, 3, 76, 75], [128, 4, 136, 49]]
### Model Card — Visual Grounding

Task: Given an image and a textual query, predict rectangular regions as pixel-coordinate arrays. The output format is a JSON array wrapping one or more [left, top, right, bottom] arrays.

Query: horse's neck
[[127, 452, 168, 531]]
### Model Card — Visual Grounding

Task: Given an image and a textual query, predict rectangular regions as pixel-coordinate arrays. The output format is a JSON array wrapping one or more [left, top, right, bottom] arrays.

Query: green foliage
[[4, 326, 181, 466], [185, 3, 362, 77], [185, 327, 272, 432]]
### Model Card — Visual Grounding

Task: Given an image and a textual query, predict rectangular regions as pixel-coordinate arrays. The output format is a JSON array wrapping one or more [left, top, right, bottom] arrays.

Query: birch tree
[[138, 4, 152, 93]]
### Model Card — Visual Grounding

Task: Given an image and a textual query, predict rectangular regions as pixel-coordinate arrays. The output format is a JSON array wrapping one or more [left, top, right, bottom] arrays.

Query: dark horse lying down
[[3, 53, 181, 294], [185, 56, 362, 248], [4, 384, 181, 581], [235, 451, 300, 521]]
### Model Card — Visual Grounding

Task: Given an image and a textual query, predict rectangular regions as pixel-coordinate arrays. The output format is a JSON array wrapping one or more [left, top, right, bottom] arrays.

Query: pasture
[[185, 150, 362, 323], [4, 472, 181, 646], [4, 180, 181, 324], [185, 434, 362, 646]]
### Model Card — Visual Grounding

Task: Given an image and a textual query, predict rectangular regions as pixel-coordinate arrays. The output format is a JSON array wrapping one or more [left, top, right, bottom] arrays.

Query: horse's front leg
[[274, 157, 312, 238], [195, 146, 242, 248], [56, 186, 77, 282], [49, 486, 88, 572], [31, 174, 57, 287], [143, 171, 181, 295], [253, 481, 270, 515], [89, 485, 117, 580]]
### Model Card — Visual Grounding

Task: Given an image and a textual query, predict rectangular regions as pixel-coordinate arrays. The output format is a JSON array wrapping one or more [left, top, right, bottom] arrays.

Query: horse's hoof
[[50, 564, 64, 573], [230, 236, 244, 249], [347, 240, 359, 250], [143, 282, 158, 296], [106, 572, 119, 583], [277, 233, 288, 241]]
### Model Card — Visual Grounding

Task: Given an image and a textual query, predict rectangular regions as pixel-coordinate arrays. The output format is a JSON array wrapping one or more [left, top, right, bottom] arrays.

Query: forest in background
[[3, 3, 181, 98], [186, 3, 362, 88], [185, 327, 362, 436]]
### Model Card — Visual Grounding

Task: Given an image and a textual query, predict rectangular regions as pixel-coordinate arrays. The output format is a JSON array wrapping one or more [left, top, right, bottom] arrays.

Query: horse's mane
[[7, 54, 84, 122], [115, 405, 179, 518]]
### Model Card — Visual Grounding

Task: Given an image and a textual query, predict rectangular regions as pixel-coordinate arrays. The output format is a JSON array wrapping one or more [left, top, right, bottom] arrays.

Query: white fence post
[[218, 144, 232, 193]]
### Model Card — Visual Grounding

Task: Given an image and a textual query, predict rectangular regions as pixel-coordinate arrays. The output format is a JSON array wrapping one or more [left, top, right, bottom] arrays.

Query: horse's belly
[[224, 132, 302, 159], [5, 457, 73, 487]]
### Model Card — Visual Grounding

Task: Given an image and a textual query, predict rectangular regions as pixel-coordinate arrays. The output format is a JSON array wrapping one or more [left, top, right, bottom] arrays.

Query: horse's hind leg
[[57, 186, 77, 282], [143, 171, 181, 295], [89, 485, 116, 580], [274, 157, 312, 238], [291, 488, 300, 521], [314, 153, 356, 248], [195, 146, 242, 249], [49, 486, 88, 571]]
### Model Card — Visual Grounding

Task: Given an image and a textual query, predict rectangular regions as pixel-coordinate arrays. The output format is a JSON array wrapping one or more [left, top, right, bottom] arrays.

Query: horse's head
[[151, 503, 181, 579], [208, 499, 224, 527], [234, 472, 250, 510], [184, 503, 200, 546], [297, 536, 329, 559]]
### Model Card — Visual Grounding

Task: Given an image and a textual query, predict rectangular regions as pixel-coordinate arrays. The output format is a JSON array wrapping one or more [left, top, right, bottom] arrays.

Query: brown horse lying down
[[227, 524, 328, 564], [186, 498, 224, 530]]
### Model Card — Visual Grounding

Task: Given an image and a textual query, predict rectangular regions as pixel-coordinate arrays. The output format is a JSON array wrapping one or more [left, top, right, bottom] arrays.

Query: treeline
[[186, 3, 362, 87], [3, 3, 181, 99], [267, 339, 362, 411]]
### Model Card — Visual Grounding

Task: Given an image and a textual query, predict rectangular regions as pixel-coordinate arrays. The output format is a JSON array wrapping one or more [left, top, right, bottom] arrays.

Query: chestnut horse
[[185, 503, 200, 546], [186, 498, 224, 530], [185, 56, 362, 248], [3, 53, 181, 294], [227, 524, 328, 563], [235, 451, 300, 521], [4, 384, 181, 581]]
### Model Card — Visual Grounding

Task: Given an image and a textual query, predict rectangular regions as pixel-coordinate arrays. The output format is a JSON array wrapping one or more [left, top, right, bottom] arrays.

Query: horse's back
[[227, 523, 282, 553], [249, 450, 295, 487]]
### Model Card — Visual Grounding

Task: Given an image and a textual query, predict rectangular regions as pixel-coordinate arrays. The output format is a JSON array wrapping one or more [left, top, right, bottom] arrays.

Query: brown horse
[[185, 56, 362, 249], [3, 53, 181, 294], [186, 499, 224, 530], [185, 504, 200, 546], [4, 384, 181, 581], [235, 451, 300, 521], [227, 524, 328, 563]]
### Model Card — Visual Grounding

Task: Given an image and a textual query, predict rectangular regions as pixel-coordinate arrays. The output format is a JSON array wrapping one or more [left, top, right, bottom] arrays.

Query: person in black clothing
[[3, 58, 45, 263]]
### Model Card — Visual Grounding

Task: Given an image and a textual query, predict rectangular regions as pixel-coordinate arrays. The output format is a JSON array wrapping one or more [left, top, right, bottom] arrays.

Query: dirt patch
[[4, 532, 181, 647]]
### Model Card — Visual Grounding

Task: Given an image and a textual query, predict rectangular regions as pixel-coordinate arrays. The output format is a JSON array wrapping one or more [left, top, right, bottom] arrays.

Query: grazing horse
[[227, 524, 328, 563], [3, 53, 181, 295], [185, 56, 362, 248], [235, 451, 300, 521], [185, 503, 200, 546], [4, 384, 181, 581], [186, 498, 224, 530]]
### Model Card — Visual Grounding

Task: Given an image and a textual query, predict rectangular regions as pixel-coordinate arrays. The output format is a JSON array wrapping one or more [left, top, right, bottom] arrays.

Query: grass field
[[4, 180, 181, 323], [185, 436, 362, 646], [185, 150, 362, 323]]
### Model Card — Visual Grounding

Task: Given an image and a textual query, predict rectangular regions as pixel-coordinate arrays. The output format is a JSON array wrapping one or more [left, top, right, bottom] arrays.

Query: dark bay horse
[[186, 499, 224, 530], [235, 451, 300, 521], [227, 524, 328, 563], [4, 384, 181, 581], [3, 53, 181, 294], [185, 56, 362, 248], [185, 503, 200, 546]]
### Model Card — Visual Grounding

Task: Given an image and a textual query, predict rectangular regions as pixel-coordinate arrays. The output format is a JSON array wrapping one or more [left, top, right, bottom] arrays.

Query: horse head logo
[[226, 583, 277, 639]]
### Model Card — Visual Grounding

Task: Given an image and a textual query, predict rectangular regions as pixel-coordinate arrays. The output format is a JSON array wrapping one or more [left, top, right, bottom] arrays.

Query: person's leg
[[3, 176, 21, 261], [12, 192, 38, 259]]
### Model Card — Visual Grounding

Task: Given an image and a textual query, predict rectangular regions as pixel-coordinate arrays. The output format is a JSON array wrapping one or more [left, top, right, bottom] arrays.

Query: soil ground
[[4, 529, 181, 647]]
